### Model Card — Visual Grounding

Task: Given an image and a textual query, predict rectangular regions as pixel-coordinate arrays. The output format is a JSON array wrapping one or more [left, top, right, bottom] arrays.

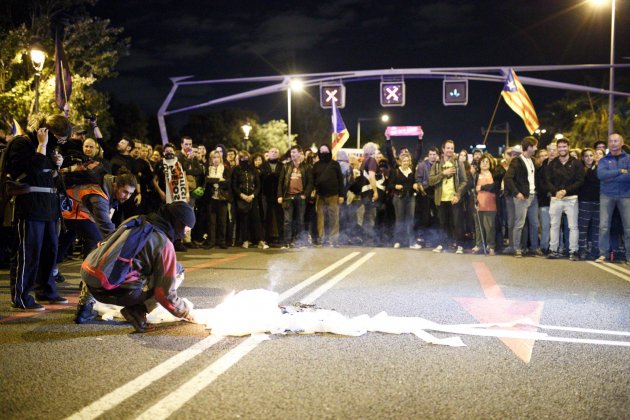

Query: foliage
[[540, 83, 630, 149], [0, 1, 128, 137]]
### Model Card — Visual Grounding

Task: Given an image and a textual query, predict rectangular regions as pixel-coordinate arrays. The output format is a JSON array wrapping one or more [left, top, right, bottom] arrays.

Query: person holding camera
[[6, 114, 72, 310]]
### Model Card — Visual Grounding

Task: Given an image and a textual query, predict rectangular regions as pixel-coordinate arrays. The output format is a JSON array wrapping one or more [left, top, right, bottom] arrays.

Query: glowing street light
[[357, 114, 390, 148], [241, 121, 252, 151], [30, 42, 46, 114], [287, 78, 304, 148]]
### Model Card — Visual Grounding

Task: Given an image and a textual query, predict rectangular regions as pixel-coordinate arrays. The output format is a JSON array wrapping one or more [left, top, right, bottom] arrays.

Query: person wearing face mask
[[311, 144, 344, 247], [6, 114, 72, 310], [260, 147, 284, 246], [79, 202, 198, 332], [232, 151, 268, 249]]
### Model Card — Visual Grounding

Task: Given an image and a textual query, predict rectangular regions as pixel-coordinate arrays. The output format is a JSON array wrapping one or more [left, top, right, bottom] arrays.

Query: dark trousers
[[238, 201, 264, 244], [264, 195, 283, 244], [436, 201, 464, 247], [207, 199, 228, 247], [11, 218, 60, 307], [92, 286, 152, 308], [282, 196, 306, 244], [578, 200, 599, 256], [57, 219, 102, 262]]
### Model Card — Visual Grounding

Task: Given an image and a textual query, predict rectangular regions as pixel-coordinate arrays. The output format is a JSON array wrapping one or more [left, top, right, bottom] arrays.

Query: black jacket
[[6, 132, 60, 221], [504, 156, 535, 198], [312, 159, 344, 197], [544, 156, 584, 197], [277, 161, 313, 199]]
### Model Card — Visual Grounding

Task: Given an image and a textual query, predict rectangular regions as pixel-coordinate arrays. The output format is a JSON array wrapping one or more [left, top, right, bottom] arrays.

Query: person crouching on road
[[79, 202, 198, 332]]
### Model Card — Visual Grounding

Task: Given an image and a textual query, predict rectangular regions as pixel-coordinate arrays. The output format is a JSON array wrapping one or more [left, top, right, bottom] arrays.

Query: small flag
[[331, 101, 349, 159], [54, 32, 72, 116], [11, 119, 24, 136], [501, 69, 539, 134]]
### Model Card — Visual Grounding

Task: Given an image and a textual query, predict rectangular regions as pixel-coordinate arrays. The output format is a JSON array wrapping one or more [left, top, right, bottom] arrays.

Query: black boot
[[121, 304, 148, 333], [74, 281, 97, 324]]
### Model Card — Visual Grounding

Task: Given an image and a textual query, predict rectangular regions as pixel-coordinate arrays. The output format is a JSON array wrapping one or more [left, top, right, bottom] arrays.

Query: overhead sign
[[443, 79, 468, 106], [385, 125, 424, 140], [380, 82, 405, 107], [320, 84, 346, 109]]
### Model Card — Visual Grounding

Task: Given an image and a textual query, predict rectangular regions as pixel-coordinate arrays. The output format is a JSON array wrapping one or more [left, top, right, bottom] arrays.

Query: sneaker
[[488, 248, 496, 256], [471, 247, 480, 254], [456, 246, 464, 254], [393, 243, 401, 249], [258, 241, 270, 250], [501, 247, 515, 255], [595, 255, 606, 263], [515, 249, 523, 258], [534, 248, 544, 257], [547, 251, 562, 259], [74, 300, 97, 324], [54, 272, 66, 283], [280, 244, 290, 250], [569, 252, 579, 261], [409, 244, 422, 250], [11, 302, 45, 311], [120, 304, 148, 333], [36, 295, 68, 304], [242, 241, 251, 249], [433, 245, 443, 253]]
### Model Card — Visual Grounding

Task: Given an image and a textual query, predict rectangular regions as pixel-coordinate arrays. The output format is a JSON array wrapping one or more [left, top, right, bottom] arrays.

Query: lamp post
[[287, 78, 304, 149], [241, 121, 252, 152], [30, 43, 46, 114], [591, 0, 616, 135], [356, 114, 389, 149]]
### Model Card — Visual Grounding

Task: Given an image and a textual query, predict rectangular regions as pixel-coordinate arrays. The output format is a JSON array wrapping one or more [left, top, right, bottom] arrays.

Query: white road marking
[[66, 251, 362, 420], [135, 252, 372, 420], [300, 252, 375, 304], [587, 261, 630, 282]]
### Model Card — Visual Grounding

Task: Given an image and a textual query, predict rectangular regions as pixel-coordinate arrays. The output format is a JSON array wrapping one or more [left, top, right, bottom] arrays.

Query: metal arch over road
[[157, 63, 630, 144]]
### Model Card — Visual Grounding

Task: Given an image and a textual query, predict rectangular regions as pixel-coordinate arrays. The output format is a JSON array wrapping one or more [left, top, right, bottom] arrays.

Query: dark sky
[[92, 0, 630, 150]]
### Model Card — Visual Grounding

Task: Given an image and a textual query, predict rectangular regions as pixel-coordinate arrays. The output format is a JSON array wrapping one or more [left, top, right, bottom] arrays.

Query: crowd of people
[[1, 113, 629, 320]]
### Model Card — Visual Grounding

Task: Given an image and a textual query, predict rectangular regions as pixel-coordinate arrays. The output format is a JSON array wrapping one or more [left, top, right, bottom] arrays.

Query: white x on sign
[[385, 86, 399, 101], [325, 89, 338, 103]]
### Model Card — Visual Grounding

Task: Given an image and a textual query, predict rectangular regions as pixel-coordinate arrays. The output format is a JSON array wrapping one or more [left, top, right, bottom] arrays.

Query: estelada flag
[[501, 69, 539, 134], [331, 101, 350, 159], [54, 32, 72, 115]]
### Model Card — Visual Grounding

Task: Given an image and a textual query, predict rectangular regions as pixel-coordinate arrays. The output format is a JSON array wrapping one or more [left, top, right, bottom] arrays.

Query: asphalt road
[[1, 246, 629, 419]]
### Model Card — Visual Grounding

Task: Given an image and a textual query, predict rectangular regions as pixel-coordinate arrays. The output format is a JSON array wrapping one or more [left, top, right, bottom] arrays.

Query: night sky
[[92, 0, 630, 151]]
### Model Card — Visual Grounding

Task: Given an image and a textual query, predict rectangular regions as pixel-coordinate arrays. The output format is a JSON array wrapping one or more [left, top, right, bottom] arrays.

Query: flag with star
[[501, 69, 539, 134], [331, 101, 349, 159]]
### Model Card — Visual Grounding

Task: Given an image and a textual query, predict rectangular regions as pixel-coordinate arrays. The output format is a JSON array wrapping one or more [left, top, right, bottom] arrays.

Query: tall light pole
[[287, 78, 303, 149], [241, 121, 252, 152], [30, 43, 46, 114], [591, 0, 616, 135], [356, 114, 389, 148]]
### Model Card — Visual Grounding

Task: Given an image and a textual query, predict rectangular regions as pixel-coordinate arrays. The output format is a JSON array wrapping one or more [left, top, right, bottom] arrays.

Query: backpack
[[81, 216, 156, 290]]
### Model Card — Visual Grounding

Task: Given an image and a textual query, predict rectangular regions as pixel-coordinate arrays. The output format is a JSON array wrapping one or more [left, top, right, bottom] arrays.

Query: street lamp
[[356, 114, 389, 148], [241, 121, 252, 151], [30, 43, 46, 114], [287, 78, 304, 149], [591, 0, 616, 135]]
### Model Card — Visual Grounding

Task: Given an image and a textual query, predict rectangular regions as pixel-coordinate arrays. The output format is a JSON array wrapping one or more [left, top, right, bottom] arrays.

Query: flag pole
[[482, 91, 503, 146]]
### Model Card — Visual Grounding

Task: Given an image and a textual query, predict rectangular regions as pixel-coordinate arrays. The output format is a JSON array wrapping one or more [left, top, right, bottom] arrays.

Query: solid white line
[[135, 252, 372, 420], [587, 261, 630, 282], [67, 336, 224, 420], [278, 251, 360, 301], [300, 252, 376, 304], [136, 334, 268, 420], [66, 251, 361, 420]]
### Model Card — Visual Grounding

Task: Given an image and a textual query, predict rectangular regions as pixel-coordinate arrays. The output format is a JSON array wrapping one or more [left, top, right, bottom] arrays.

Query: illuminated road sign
[[320, 84, 346, 109], [443, 79, 468, 106], [380, 82, 405, 107]]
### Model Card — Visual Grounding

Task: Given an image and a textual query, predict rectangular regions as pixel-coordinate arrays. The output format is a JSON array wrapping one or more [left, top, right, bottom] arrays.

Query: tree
[[0, 1, 129, 136], [541, 81, 630, 149]]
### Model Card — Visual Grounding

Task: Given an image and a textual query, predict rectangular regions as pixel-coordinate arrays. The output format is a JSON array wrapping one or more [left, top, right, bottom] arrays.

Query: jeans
[[513, 195, 539, 252], [282, 196, 306, 245], [599, 195, 630, 259], [578, 201, 599, 255], [392, 194, 416, 246], [539, 206, 550, 251], [475, 211, 497, 249], [549, 197, 579, 253]]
